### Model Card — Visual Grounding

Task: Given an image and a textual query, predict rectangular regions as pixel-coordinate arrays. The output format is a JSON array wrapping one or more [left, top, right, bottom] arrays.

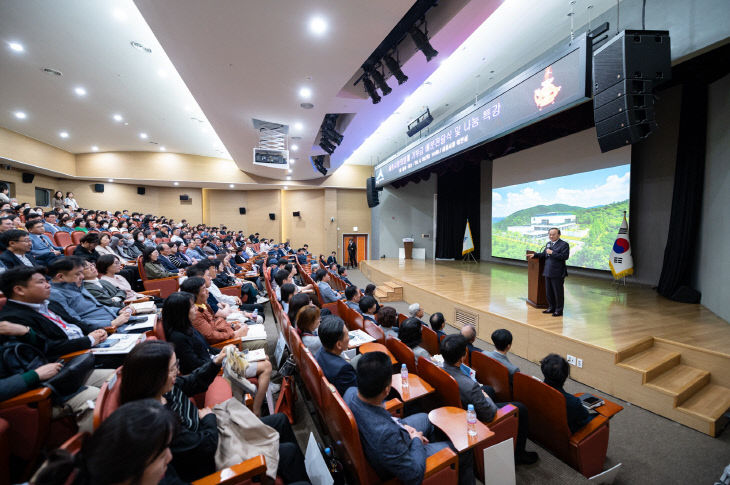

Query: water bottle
[[467, 404, 477, 437], [400, 363, 409, 388], [252, 308, 258, 317], [324, 447, 345, 485]]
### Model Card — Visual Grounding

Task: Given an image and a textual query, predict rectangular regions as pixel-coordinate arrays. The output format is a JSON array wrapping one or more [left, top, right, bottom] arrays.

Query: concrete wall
[[695, 73, 730, 323]]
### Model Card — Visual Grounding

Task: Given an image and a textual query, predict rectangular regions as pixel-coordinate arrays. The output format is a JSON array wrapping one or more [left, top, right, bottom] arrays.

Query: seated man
[[541, 353, 596, 433], [48, 257, 133, 330], [156, 243, 181, 274], [337, 266, 353, 286], [43, 211, 60, 234], [326, 251, 338, 266], [441, 335, 538, 465], [344, 285, 361, 312], [429, 312, 448, 341], [296, 248, 308, 264], [315, 315, 357, 395], [461, 323, 483, 353], [315, 268, 344, 303], [345, 352, 474, 485], [358, 296, 378, 323], [0, 229, 38, 269], [27, 219, 63, 266], [73, 232, 101, 262], [186, 262, 264, 321], [485, 328, 520, 385], [408, 303, 427, 326], [82, 258, 131, 308]]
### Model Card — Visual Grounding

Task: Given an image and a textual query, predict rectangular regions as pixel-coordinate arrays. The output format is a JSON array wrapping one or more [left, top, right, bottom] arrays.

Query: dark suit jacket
[[158, 255, 180, 273], [0, 300, 92, 360], [316, 348, 357, 395], [0, 251, 38, 270], [557, 386, 595, 433], [73, 245, 98, 262], [83, 279, 128, 308], [326, 256, 338, 266], [535, 239, 570, 278], [166, 327, 219, 375]]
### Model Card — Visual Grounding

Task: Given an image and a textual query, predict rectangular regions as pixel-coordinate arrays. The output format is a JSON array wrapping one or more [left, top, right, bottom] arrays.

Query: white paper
[[348, 329, 375, 347], [589, 462, 622, 483], [240, 324, 267, 342], [304, 432, 333, 485], [91, 333, 142, 354], [482, 438, 515, 485], [245, 348, 267, 362], [130, 301, 155, 314], [274, 332, 287, 366]]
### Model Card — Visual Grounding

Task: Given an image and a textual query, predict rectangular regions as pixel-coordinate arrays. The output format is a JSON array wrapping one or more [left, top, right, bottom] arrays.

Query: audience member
[[344, 285, 361, 311], [27, 219, 63, 265], [399, 317, 432, 366], [337, 266, 353, 286], [73, 232, 101, 262], [485, 329, 520, 384], [375, 306, 399, 339], [296, 305, 321, 354], [287, 292, 312, 326], [363, 284, 381, 312], [429, 312, 448, 341], [358, 295, 378, 323], [64, 192, 79, 210], [82, 258, 129, 308], [280, 282, 297, 314], [541, 353, 596, 433], [0, 229, 37, 269], [461, 324, 483, 353], [314, 268, 343, 303], [315, 315, 357, 395], [408, 302, 427, 326], [94, 233, 116, 257], [326, 251, 338, 266], [43, 211, 61, 234], [96, 254, 147, 301], [143, 247, 177, 279]]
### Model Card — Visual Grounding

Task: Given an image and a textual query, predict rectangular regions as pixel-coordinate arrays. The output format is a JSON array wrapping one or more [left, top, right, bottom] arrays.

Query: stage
[[360, 259, 730, 436]]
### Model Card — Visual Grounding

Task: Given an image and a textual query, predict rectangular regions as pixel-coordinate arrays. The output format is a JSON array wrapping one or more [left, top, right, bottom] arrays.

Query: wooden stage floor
[[361, 258, 730, 355]]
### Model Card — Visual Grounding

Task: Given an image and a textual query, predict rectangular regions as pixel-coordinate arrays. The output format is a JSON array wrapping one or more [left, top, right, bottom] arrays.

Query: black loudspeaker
[[137, 187, 146, 195], [180, 194, 189, 201], [366, 176, 380, 208], [268, 213, 275, 220], [293, 211, 301, 217], [21, 173, 35, 183], [593, 30, 670, 153], [94, 183, 104, 193], [239, 207, 246, 215]]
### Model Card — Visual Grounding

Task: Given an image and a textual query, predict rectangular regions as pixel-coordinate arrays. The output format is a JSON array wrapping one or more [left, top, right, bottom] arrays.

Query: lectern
[[403, 238, 414, 259], [526, 250, 548, 308]]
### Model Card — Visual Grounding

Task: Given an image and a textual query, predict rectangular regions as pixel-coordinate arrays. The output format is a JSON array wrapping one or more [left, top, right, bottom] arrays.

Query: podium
[[526, 251, 548, 308], [403, 238, 414, 259]]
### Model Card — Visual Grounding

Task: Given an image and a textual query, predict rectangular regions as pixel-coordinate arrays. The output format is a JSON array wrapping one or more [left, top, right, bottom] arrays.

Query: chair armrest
[[489, 403, 518, 424], [0, 387, 52, 409], [211, 337, 242, 350], [140, 289, 162, 297], [60, 350, 91, 361], [105, 326, 116, 335], [220, 286, 241, 298], [569, 415, 609, 445], [124, 297, 151, 304], [384, 398, 404, 417], [192, 455, 267, 485], [424, 447, 458, 478]]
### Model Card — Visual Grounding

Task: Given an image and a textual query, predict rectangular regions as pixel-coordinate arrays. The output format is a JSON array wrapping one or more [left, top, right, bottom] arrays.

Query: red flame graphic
[[534, 66, 562, 110]]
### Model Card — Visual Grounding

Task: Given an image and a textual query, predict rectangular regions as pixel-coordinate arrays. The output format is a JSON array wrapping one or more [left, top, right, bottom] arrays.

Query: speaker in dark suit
[[530, 228, 570, 316]]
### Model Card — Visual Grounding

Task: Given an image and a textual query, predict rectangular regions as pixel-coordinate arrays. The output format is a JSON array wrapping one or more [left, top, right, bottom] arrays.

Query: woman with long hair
[[398, 317, 432, 367], [287, 292, 312, 327], [64, 191, 79, 210], [52, 190, 65, 210], [94, 233, 115, 257], [295, 305, 321, 354]]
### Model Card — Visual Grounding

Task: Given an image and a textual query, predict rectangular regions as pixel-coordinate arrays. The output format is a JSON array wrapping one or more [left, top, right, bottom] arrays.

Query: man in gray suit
[[484, 328, 520, 384]]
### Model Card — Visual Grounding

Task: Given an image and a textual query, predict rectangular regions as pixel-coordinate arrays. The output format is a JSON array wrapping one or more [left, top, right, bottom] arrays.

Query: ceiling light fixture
[[286, 176, 291, 180], [59, 131, 69, 138], [112, 8, 127, 21], [409, 22, 439, 62], [290, 144, 299, 151], [74, 86, 87, 96], [229, 184, 235, 188], [300, 102, 314, 109], [369, 67, 392, 96], [14, 111, 27, 119], [157, 69, 167, 78], [289, 158, 296, 164], [173, 182, 179, 186], [8, 42, 24, 52], [159, 146, 166, 151], [139, 132, 148, 139], [362, 74, 381, 104], [383, 54, 408, 85], [294, 122, 303, 130], [91, 146, 99, 151], [108, 178, 114, 182], [42, 67, 62, 77], [299, 87, 312, 99], [113, 114, 123, 122], [288, 169, 293, 174], [283, 186, 288, 190], [308, 16, 328, 36]]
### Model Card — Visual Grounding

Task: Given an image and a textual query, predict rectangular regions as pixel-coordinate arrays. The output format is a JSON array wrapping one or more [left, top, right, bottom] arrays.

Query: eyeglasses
[[168, 360, 180, 375]]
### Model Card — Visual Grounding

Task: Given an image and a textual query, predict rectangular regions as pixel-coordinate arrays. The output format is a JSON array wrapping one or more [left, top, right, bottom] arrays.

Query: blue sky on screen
[[492, 164, 631, 218]]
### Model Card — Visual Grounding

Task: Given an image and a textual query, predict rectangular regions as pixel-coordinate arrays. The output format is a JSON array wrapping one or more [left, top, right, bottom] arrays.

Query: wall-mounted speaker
[[94, 183, 105, 193], [366, 176, 381, 208], [21, 173, 35, 183], [268, 213, 276, 220], [239, 207, 246, 215], [137, 187, 146, 195], [180, 194, 189, 201], [293, 211, 301, 217]]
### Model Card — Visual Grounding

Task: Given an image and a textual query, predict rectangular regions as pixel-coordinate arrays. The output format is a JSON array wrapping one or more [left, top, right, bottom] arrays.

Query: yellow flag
[[462, 220, 474, 255]]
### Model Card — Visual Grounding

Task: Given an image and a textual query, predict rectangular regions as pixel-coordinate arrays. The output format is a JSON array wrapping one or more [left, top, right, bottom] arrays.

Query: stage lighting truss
[[369, 66, 392, 96], [410, 20, 438, 62], [383, 53, 408, 85], [362, 74, 382, 104]]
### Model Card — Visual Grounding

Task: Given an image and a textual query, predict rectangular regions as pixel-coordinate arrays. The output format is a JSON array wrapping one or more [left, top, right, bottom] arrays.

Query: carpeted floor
[[262, 268, 730, 484]]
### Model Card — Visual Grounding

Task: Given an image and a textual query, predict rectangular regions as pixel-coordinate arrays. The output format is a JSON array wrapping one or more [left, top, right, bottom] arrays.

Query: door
[[342, 234, 367, 266]]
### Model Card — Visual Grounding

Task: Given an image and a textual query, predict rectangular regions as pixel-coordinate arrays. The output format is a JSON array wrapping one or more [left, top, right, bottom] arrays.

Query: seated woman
[[376, 306, 399, 339], [94, 233, 116, 257], [358, 296, 378, 323], [143, 247, 177, 279], [119, 340, 309, 483], [287, 292, 313, 327], [33, 399, 181, 485], [73, 217, 88, 233], [179, 277, 266, 351], [296, 305, 321, 354], [211, 258, 261, 305], [540, 353, 596, 433], [399, 317, 432, 367], [280, 282, 297, 314], [364, 283, 382, 313], [168, 241, 192, 268], [163, 291, 272, 416]]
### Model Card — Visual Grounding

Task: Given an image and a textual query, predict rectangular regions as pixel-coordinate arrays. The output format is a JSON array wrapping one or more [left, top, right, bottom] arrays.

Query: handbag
[[1, 341, 95, 403], [221, 345, 257, 397]]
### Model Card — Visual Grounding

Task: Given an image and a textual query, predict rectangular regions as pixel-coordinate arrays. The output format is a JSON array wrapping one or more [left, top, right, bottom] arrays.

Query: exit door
[[342, 234, 367, 268]]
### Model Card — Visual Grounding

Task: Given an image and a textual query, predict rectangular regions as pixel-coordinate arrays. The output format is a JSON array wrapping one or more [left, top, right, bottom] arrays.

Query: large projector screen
[[491, 130, 630, 271]]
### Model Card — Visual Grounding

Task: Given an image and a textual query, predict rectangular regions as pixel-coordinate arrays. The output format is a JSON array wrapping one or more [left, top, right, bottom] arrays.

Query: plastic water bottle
[[252, 308, 258, 317], [400, 363, 409, 388], [467, 404, 477, 437]]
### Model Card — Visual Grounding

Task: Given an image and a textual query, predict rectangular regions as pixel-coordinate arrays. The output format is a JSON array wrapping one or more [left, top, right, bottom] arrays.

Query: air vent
[[130, 41, 152, 54], [454, 308, 478, 330], [41, 67, 62, 77]]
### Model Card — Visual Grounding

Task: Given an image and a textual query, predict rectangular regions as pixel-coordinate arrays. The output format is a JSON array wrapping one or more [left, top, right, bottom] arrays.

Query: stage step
[[617, 347, 681, 383], [383, 281, 403, 300], [677, 384, 730, 436], [374, 282, 403, 302], [645, 364, 711, 406]]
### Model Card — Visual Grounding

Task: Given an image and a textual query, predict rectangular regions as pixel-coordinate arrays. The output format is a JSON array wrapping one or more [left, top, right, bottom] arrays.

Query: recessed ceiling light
[[201, 127, 209, 134], [184, 105, 192, 112], [74, 86, 87, 96], [113, 114, 123, 122], [290, 144, 299, 151], [299, 87, 312, 99], [173, 182, 179, 186], [229, 184, 235, 188], [288, 169, 292, 174], [159, 146, 166, 151], [8, 42, 24, 52], [283, 186, 288, 190], [59, 131, 69, 138], [286, 176, 291, 180], [91, 146, 99, 151], [139, 133, 148, 139], [124, 122, 129, 126], [108, 178, 114, 183], [130, 41, 152, 54], [14, 111, 26, 119], [157, 69, 167, 78], [308, 16, 328, 36], [112, 8, 127, 21], [289, 158, 296, 164], [294, 122, 303, 130]]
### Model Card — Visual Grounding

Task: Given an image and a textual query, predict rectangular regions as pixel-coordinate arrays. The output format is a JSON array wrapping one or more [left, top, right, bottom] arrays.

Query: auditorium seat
[[64, 244, 76, 256], [512, 372, 610, 478], [136, 255, 179, 298], [0, 418, 9, 485], [420, 326, 441, 356], [363, 319, 385, 344], [417, 356, 519, 482], [470, 351, 512, 402], [321, 379, 459, 485], [70, 231, 85, 245], [53, 231, 72, 248], [385, 337, 417, 374]]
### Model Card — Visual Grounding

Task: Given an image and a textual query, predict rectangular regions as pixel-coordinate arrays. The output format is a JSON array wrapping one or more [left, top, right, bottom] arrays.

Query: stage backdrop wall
[[696, 73, 730, 323]]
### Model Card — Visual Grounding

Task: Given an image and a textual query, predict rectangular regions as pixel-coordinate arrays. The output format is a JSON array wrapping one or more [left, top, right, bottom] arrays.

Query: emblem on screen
[[533, 66, 562, 110]]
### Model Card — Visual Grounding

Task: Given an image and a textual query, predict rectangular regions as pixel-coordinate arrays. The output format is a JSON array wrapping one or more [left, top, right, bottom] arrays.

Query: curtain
[[435, 160, 481, 259], [656, 81, 708, 302]]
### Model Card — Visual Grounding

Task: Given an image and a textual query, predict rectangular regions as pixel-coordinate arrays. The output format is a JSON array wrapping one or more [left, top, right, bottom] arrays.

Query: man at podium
[[527, 227, 570, 316]]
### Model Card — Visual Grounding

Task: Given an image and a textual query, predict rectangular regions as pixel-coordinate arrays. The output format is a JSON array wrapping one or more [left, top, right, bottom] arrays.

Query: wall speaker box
[[597, 121, 658, 152], [366, 176, 380, 208], [239, 207, 246, 215], [21, 173, 35, 183], [137, 187, 146, 195], [268, 213, 276, 220], [293, 211, 301, 217], [179, 194, 189, 201], [93, 183, 104, 193]]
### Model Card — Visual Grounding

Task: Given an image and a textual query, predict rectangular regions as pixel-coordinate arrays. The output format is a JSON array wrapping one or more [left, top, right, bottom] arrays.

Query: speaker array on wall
[[269, 213, 276, 220], [366, 176, 382, 208], [94, 183, 105, 193], [179, 194, 189, 201], [21, 173, 35, 183], [293, 211, 301, 217], [137, 187, 146, 195], [239, 207, 246, 215]]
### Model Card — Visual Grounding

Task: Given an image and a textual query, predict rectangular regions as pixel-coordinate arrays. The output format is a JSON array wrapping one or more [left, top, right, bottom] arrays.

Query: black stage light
[[384, 54, 408, 85], [362, 74, 381, 104], [319, 139, 336, 154], [323, 128, 343, 145], [312, 155, 328, 176], [369, 68, 392, 96], [409, 25, 438, 62]]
